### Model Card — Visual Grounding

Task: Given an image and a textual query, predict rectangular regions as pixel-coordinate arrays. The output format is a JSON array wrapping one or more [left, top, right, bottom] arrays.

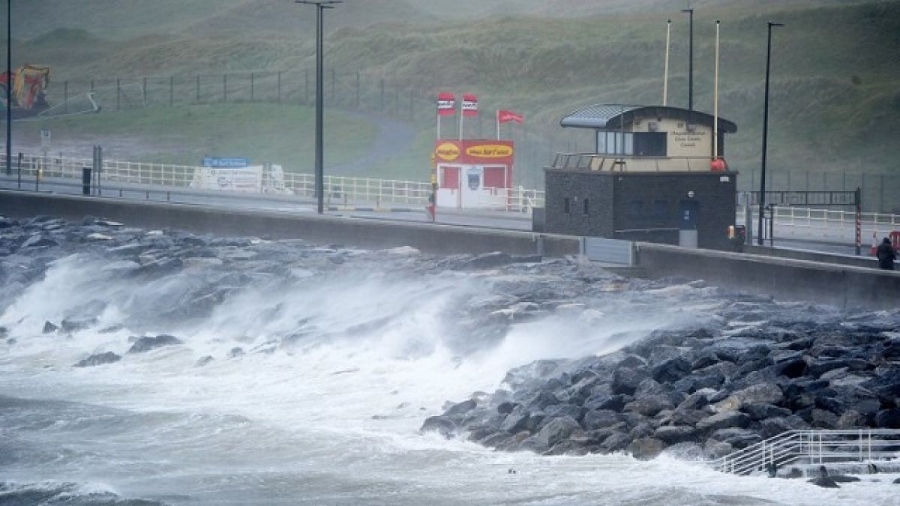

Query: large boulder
[[127, 334, 183, 353], [535, 416, 582, 448], [73, 352, 121, 368]]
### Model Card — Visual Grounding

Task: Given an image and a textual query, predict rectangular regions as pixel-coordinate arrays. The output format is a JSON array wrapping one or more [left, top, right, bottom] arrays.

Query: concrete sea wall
[[636, 242, 900, 310], [2, 190, 898, 309], [0, 191, 580, 257]]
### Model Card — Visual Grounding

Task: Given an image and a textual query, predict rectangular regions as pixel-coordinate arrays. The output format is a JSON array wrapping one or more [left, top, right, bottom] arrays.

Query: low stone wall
[[0, 191, 580, 257], [636, 242, 900, 310]]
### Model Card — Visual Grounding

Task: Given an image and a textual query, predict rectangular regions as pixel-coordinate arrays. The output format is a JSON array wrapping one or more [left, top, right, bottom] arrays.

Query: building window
[[583, 198, 590, 216], [596, 131, 667, 156], [634, 132, 667, 156], [564, 197, 571, 215]]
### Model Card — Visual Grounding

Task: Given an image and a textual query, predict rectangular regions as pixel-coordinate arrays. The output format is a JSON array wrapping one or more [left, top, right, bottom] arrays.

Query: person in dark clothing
[[876, 237, 897, 270]]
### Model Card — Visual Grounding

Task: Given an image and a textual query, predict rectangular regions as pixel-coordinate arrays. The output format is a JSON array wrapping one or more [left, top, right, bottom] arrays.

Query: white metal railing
[[0, 153, 546, 212], [709, 429, 900, 475]]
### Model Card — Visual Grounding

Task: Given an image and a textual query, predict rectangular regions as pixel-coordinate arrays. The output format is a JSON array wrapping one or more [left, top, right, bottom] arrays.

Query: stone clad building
[[542, 104, 739, 250]]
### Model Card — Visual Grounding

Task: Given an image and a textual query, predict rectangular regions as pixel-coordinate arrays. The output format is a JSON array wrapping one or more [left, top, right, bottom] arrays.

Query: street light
[[6, 0, 11, 176], [758, 21, 783, 245], [296, 0, 341, 214], [681, 8, 693, 114]]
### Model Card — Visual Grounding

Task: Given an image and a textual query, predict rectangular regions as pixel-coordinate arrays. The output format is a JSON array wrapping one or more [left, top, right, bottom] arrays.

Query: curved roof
[[560, 104, 737, 134]]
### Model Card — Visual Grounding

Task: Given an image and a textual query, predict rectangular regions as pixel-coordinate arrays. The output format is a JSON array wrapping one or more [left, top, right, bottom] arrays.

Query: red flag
[[498, 109, 524, 124], [461, 94, 478, 117], [437, 92, 455, 116]]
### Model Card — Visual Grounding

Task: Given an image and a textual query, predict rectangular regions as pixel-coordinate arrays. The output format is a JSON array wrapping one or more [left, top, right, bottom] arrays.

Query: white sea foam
[[1, 248, 897, 505]]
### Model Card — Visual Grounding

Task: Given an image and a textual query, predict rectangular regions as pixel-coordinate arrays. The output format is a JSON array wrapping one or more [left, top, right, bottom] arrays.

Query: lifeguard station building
[[541, 104, 738, 250]]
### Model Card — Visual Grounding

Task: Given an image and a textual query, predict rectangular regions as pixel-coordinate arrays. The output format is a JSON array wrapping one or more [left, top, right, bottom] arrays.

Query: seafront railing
[[4, 153, 900, 230], [0, 153, 544, 212], [709, 429, 900, 475]]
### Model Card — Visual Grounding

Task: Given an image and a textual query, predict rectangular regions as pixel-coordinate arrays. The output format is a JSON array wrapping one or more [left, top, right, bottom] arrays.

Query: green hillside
[[4, 0, 900, 190]]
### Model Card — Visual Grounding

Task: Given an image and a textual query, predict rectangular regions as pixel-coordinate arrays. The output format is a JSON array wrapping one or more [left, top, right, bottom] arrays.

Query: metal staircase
[[709, 429, 900, 475]]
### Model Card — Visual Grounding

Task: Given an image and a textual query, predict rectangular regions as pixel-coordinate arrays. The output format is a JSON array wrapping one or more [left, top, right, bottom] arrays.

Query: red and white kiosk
[[433, 139, 514, 210], [432, 93, 519, 211]]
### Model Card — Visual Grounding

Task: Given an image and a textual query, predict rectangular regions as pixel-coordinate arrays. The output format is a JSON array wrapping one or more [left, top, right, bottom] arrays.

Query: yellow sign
[[435, 142, 460, 161], [465, 144, 513, 158]]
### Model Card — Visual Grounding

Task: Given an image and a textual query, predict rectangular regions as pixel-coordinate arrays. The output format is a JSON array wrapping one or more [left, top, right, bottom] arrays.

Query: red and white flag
[[461, 94, 478, 117], [437, 92, 455, 116], [497, 109, 524, 124]]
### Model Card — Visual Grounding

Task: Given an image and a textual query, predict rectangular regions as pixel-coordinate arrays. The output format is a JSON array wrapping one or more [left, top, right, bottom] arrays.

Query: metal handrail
[[0, 153, 547, 212], [709, 429, 900, 475]]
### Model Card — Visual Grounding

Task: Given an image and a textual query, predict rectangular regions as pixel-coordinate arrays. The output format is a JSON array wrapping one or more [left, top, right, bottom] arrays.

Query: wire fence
[[33, 70, 900, 213]]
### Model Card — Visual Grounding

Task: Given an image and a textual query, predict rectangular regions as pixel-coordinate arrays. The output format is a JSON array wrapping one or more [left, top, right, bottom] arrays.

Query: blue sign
[[202, 157, 249, 168]]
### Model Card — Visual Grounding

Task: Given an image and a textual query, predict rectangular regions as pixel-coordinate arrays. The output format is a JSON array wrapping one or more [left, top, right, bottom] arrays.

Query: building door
[[679, 200, 699, 248]]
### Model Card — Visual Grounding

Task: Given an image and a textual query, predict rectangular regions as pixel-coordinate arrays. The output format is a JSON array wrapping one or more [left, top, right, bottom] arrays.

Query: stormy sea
[[1, 215, 898, 506]]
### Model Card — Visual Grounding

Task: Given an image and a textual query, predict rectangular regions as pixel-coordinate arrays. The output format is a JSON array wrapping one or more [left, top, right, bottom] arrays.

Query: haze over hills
[[4, 0, 900, 193]]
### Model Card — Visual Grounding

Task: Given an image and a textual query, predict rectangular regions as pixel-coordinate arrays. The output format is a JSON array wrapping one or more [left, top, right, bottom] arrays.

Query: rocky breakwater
[[422, 315, 900, 462]]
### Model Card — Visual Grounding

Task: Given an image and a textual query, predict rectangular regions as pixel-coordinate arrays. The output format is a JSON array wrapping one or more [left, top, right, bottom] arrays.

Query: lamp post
[[681, 8, 693, 114], [6, 0, 11, 176], [758, 21, 783, 245], [296, 0, 341, 214]]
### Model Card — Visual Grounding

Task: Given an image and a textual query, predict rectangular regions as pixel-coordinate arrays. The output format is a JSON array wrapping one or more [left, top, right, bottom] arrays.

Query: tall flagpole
[[714, 20, 720, 159], [496, 110, 500, 140], [459, 100, 464, 140], [663, 19, 671, 106]]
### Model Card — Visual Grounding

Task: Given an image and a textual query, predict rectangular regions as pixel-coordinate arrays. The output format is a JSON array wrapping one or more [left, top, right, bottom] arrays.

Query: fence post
[[277, 71, 282, 103], [223, 73, 227, 102], [142, 76, 148, 105], [394, 86, 399, 114], [170, 76, 174, 107], [250, 72, 255, 101], [63, 81, 68, 114], [355, 71, 360, 109], [196, 75, 201, 103], [304, 69, 309, 104], [331, 68, 335, 105], [116, 78, 121, 111], [379, 79, 385, 111]]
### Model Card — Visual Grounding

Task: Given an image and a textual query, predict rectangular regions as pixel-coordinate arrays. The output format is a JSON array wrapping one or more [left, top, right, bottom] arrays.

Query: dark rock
[[127, 334, 183, 353], [42, 321, 59, 334], [600, 432, 632, 453], [654, 425, 696, 444], [696, 410, 751, 432], [627, 437, 666, 460], [61, 316, 98, 333], [624, 395, 673, 417], [652, 357, 692, 383], [710, 428, 761, 448], [420, 416, 456, 438], [875, 409, 900, 429], [545, 404, 586, 422], [742, 403, 791, 421], [535, 416, 582, 448], [759, 416, 810, 439], [583, 393, 628, 412], [500, 407, 531, 434], [73, 352, 121, 368], [581, 409, 624, 431], [611, 366, 648, 396], [497, 401, 517, 414], [195, 355, 214, 367], [444, 399, 478, 418], [228, 347, 245, 358]]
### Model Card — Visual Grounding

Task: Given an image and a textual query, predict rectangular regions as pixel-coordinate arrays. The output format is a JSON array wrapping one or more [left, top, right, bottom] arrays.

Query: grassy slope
[[20, 104, 378, 175], [6, 1, 900, 185]]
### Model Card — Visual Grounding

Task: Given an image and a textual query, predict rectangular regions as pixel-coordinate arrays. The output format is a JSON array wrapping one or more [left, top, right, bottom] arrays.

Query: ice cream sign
[[465, 144, 513, 158]]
